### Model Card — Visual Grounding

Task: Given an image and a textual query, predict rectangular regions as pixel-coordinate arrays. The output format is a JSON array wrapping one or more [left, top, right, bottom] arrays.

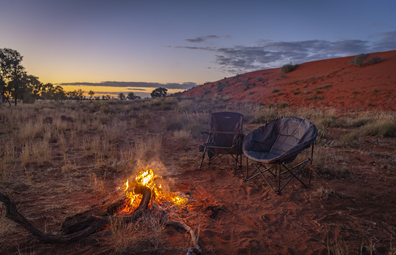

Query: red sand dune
[[183, 50, 396, 111]]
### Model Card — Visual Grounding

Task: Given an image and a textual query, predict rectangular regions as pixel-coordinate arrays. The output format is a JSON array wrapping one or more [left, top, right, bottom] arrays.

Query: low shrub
[[249, 108, 278, 124], [335, 130, 360, 147], [361, 122, 396, 138], [350, 53, 367, 67], [277, 102, 288, 109], [293, 91, 300, 95], [366, 56, 381, 65], [272, 88, 279, 93], [281, 63, 299, 73]]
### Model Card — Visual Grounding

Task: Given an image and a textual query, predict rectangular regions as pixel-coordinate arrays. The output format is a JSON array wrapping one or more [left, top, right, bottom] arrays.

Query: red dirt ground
[[1, 51, 396, 255], [182, 50, 396, 112]]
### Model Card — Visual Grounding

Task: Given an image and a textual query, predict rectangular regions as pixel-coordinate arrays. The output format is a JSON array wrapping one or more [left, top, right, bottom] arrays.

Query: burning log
[[0, 184, 151, 243]]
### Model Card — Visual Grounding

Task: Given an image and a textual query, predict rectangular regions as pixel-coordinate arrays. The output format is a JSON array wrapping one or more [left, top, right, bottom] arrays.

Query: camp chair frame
[[245, 145, 314, 194], [199, 112, 244, 174], [243, 117, 317, 194]]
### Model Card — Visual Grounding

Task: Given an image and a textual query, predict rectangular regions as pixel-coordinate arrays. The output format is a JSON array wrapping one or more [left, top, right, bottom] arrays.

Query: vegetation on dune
[[350, 53, 382, 67], [281, 63, 299, 73]]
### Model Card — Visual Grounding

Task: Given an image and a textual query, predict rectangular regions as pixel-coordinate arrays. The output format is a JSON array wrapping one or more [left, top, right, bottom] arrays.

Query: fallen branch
[[152, 202, 202, 255], [0, 184, 151, 243]]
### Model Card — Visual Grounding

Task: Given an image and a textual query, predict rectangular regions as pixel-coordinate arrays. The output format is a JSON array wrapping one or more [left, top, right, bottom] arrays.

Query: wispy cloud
[[185, 35, 230, 43], [58, 81, 197, 90], [178, 31, 396, 74]]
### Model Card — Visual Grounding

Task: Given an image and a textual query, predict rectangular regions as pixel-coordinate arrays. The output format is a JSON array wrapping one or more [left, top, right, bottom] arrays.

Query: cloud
[[372, 30, 396, 52], [58, 81, 197, 90], [174, 46, 214, 51], [185, 37, 205, 43], [185, 35, 229, 43], [178, 31, 396, 73]]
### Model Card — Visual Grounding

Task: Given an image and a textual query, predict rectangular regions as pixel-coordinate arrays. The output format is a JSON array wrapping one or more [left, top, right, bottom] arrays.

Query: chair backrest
[[211, 112, 243, 147]]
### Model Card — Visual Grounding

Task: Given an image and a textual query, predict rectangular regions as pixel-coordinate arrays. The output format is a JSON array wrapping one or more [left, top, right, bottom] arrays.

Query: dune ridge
[[183, 50, 396, 111]]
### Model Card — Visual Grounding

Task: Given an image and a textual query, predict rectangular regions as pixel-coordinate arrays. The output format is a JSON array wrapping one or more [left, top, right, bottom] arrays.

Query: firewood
[[0, 184, 151, 243]]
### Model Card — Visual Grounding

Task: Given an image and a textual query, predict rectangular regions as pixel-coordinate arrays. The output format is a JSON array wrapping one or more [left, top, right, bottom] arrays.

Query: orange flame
[[118, 169, 187, 214]]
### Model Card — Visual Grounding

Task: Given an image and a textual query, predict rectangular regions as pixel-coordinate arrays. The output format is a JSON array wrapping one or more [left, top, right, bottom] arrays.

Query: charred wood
[[0, 185, 151, 243]]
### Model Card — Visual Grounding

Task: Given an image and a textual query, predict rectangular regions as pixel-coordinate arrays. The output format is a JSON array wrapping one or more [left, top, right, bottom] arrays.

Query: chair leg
[[245, 157, 248, 180], [199, 147, 207, 171]]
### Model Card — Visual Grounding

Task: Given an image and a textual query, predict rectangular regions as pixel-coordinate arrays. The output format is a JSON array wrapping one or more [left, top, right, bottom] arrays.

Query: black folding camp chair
[[199, 112, 244, 174], [243, 117, 317, 194]]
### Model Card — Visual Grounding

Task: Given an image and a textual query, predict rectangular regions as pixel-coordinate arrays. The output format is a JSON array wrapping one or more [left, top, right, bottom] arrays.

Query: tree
[[88, 90, 95, 99], [53, 86, 66, 101], [118, 93, 125, 100], [151, 87, 167, 98], [127, 92, 140, 100], [0, 48, 25, 105], [77, 89, 84, 100]]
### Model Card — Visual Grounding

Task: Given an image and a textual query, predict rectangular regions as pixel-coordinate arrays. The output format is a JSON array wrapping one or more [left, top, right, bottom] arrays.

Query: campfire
[[118, 169, 188, 214], [0, 168, 202, 255]]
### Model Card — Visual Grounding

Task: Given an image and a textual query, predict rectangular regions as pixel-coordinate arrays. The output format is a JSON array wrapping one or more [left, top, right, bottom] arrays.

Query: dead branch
[[0, 184, 151, 243], [152, 202, 202, 255]]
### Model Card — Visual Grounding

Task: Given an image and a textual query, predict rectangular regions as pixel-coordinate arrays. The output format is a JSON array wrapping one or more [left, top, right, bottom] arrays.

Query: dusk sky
[[1, 0, 396, 98]]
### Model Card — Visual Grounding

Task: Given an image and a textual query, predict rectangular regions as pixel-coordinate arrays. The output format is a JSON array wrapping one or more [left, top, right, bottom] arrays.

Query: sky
[[1, 0, 396, 98]]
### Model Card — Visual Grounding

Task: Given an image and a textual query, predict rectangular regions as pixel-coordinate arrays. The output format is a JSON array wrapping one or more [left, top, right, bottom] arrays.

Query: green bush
[[272, 88, 279, 93], [293, 91, 300, 95], [281, 63, 299, 73]]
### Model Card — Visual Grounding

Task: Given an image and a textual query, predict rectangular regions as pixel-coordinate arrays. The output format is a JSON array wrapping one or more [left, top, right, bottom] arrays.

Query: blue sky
[[1, 0, 395, 97]]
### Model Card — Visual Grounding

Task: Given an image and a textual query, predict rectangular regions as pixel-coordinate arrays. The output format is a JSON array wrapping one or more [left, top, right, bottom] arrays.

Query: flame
[[118, 169, 187, 214]]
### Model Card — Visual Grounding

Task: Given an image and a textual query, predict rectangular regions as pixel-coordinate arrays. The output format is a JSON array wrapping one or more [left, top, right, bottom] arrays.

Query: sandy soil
[[183, 50, 396, 112], [2, 114, 396, 255]]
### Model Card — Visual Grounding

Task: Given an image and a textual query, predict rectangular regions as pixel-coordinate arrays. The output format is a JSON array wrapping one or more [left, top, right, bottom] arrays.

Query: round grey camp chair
[[243, 117, 317, 194]]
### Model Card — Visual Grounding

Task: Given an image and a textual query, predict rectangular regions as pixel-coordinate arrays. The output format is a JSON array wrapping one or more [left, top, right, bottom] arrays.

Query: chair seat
[[244, 150, 282, 162]]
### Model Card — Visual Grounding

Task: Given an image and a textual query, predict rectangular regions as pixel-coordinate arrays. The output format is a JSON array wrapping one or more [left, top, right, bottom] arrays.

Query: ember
[[118, 169, 187, 214]]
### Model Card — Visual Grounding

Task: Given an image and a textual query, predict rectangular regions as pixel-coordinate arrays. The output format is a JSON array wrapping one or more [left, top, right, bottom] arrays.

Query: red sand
[[183, 50, 396, 111]]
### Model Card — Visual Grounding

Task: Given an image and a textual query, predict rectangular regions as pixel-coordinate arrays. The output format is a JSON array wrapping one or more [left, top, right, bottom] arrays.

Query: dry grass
[[111, 213, 166, 254], [2, 99, 396, 254], [174, 130, 191, 150]]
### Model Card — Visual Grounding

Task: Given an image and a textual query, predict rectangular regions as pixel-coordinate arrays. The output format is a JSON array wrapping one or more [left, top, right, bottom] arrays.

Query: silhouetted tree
[[127, 92, 140, 100], [88, 90, 95, 99], [151, 87, 167, 98], [118, 93, 125, 100], [0, 48, 24, 105]]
